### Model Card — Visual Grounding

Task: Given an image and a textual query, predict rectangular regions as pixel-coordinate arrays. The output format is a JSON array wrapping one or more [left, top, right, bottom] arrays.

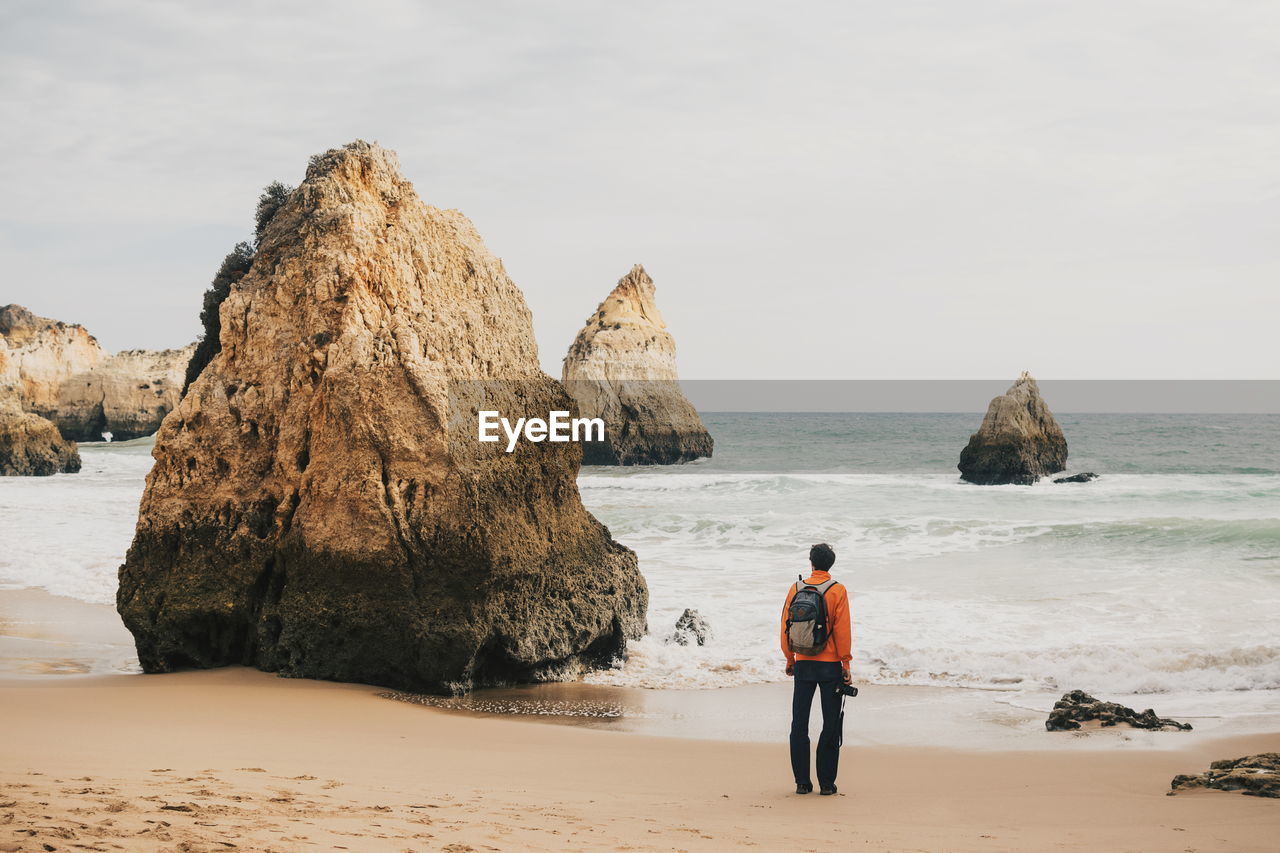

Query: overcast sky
[[1, 1, 1276, 378]]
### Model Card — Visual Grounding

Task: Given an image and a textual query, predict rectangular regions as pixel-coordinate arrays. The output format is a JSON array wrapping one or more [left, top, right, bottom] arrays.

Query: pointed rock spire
[[562, 264, 712, 465], [958, 372, 1067, 485]]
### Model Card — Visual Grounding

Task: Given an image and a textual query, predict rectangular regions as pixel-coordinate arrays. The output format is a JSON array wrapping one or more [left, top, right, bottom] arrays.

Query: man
[[780, 542, 852, 796]]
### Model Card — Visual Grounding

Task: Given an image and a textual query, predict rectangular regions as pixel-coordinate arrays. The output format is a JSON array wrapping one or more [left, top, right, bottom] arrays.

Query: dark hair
[[809, 543, 836, 572]]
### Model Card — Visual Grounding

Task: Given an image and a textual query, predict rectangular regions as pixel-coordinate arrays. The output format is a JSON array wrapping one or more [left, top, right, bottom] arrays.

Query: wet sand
[[0, 588, 137, 678], [382, 678, 1280, 750]]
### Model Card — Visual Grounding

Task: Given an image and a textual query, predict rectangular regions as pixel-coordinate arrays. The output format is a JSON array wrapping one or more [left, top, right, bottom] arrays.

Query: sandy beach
[[2, 590, 1279, 851], [1, 660, 1276, 852]]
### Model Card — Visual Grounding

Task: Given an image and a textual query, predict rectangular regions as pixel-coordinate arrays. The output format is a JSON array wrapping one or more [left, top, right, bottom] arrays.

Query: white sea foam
[[578, 453, 1280, 716], [0, 439, 153, 605]]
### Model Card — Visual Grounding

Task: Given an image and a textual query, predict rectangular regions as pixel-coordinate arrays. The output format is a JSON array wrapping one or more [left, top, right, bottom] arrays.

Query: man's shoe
[[795, 783, 813, 794], [819, 784, 837, 796]]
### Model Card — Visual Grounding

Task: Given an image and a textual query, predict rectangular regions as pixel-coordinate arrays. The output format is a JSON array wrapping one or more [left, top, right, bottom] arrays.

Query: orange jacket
[[780, 570, 851, 667]]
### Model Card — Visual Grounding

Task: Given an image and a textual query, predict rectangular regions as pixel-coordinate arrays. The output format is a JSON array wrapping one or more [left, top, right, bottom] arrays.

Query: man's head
[[809, 542, 836, 572]]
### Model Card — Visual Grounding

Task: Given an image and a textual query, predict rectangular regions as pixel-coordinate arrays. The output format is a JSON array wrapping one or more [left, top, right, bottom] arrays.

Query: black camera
[[835, 683, 858, 697]]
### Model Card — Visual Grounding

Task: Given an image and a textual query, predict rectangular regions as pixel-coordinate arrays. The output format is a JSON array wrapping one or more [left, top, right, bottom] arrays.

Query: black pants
[[790, 660, 843, 787]]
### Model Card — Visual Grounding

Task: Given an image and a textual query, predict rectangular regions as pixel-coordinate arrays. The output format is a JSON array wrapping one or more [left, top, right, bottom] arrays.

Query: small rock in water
[[1045, 689, 1192, 732], [1053, 472, 1098, 483], [668, 608, 712, 646], [1170, 754, 1280, 798]]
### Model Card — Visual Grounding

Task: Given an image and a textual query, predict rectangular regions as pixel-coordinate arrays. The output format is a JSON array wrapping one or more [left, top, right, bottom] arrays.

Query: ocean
[[578, 413, 1280, 720], [2, 412, 1278, 728]]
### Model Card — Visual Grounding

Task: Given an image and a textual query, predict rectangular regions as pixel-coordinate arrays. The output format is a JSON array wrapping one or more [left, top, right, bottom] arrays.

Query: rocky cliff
[[0, 305, 194, 441], [46, 345, 196, 441], [958, 372, 1067, 485], [561, 265, 712, 465], [0, 305, 104, 409], [0, 395, 81, 476], [118, 140, 647, 693]]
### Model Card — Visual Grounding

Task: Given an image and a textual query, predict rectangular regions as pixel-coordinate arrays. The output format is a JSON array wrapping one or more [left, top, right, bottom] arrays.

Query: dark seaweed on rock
[[1170, 754, 1280, 798], [1053, 472, 1098, 484], [1045, 689, 1192, 732]]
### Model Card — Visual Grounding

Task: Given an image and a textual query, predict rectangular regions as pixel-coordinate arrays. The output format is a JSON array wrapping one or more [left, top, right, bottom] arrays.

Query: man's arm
[[833, 585, 852, 679]]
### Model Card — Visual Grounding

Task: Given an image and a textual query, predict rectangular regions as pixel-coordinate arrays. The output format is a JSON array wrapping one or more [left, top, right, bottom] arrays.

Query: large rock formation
[[0, 395, 81, 476], [0, 304, 194, 441], [561, 265, 712, 465], [118, 141, 647, 694], [958, 372, 1067, 485]]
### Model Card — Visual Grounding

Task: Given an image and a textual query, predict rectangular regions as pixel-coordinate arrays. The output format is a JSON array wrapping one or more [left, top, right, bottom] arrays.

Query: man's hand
[[841, 668, 852, 685], [785, 663, 794, 676]]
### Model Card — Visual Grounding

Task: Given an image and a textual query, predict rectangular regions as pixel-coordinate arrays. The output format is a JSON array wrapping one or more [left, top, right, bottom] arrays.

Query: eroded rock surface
[[1170, 754, 1280, 798], [0, 304, 104, 409], [117, 141, 647, 693], [959, 372, 1067, 485], [0, 304, 193, 440], [46, 346, 196, 441], [562, 265, 712, 465], [0, 395, 80, 476], [1045, 689, 1192, 732]]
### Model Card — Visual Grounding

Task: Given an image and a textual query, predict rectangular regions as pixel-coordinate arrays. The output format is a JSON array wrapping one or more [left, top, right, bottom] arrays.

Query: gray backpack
[[786, 576, 838, 655]]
